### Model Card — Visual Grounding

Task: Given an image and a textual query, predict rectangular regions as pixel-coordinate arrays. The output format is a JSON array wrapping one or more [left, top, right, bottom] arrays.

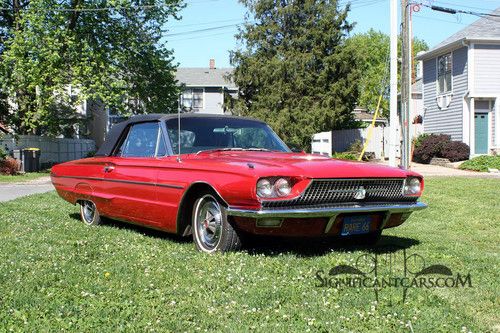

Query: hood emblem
[[354, 186, 366, 200]]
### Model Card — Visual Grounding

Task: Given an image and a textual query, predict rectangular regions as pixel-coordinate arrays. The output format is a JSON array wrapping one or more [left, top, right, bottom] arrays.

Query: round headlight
[[257, 178, 273, 197], [274, 178, 291, 197], [405, 177, 421, 195]]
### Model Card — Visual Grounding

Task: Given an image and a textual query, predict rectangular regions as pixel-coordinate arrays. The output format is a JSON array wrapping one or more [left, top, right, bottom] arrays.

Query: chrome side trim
[[51, 175, 184, 189], [227, 202, 427, 218]]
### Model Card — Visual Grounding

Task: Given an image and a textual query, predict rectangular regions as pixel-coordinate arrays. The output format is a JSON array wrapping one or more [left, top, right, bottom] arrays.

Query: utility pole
[[400, 0, 411, 169], [407, 5, 413, 169], [388, 0, 398, 167]]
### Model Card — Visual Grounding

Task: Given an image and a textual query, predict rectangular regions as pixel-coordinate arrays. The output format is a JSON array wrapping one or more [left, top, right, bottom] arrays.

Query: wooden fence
[[311, 125, 423, 159]]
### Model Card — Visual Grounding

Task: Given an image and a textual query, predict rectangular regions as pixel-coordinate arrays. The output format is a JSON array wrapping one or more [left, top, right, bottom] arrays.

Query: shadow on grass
[[68, 213, 420, 256], [68, 213, 191, 244], [244, 234, 420, 257]]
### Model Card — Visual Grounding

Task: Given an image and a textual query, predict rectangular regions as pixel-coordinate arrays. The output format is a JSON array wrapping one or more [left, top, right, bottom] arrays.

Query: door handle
[[103, 165, 115, 173]]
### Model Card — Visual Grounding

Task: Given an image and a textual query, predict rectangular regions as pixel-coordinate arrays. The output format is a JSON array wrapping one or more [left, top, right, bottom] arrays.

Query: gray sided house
[[87, 60, 237, 146], [175, 59, 237, 114], [418, 8, 500, 156]]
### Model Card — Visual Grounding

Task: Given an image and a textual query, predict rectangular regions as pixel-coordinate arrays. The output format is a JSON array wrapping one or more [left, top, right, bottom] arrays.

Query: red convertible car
[[51, 114, 426, 253]]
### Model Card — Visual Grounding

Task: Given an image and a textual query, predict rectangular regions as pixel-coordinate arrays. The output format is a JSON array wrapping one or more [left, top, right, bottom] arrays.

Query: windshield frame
[[163, 117, 291, 156]]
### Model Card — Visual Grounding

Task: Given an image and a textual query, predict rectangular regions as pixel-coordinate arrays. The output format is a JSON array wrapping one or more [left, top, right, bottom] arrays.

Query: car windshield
[[165, 117, 291, 154]]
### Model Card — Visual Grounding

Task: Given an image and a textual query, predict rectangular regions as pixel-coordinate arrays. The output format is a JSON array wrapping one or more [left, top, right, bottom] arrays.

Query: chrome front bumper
[[227, 202, 427, 218]]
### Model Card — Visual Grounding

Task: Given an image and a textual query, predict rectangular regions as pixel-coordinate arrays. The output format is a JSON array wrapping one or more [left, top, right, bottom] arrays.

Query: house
[[86, 99, 127, 147], [1, 59, 237, 147], [175, 59, 237, 114], [398, 74, 425, 138], [353, 106, 388, 127], [86, 59, 238, 146], [417, 8, 500, 156], [311, 107, 391, 159]]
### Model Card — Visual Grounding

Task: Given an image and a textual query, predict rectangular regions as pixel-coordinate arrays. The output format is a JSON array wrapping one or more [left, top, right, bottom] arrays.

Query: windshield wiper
[[245, 148, 271, 151], [196, 148, 243, 154], [196, 147, 273, 154]]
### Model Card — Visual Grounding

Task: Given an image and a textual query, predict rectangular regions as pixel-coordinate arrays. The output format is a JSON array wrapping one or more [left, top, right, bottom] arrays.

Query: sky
[[163, 0, 500, 68]]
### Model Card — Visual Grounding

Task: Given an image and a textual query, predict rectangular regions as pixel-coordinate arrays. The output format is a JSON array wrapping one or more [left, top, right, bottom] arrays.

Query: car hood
[[188, 151, 418, 179]]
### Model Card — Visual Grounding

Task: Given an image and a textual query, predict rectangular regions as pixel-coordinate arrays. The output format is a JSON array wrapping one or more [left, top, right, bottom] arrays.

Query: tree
[[230, 0, 360, 150], [0, 0, 183, 136], [347, 29, 428, 117]]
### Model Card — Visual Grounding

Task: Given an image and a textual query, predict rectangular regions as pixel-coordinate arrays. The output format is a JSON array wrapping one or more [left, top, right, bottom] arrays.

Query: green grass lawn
[[0, 178, 498, 332], [0, 171, 50, 183]]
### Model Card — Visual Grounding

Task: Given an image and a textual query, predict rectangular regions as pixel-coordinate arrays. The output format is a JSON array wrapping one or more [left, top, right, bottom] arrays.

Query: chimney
[[209, 58, 216, 70]]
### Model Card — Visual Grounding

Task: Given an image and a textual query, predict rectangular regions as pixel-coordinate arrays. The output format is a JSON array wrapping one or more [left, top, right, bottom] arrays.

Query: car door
[[103, 121, 165, 225], [72, 156, 111, 208]]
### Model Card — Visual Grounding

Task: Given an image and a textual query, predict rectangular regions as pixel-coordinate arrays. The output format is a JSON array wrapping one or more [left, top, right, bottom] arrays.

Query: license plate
[[341, 215, 372, 236]]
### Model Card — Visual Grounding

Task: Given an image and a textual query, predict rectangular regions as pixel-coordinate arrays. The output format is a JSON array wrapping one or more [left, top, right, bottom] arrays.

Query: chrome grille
[[262, 178, 416, 208]]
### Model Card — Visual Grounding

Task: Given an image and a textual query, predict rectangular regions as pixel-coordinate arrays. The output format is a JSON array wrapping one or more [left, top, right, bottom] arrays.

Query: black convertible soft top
[[95, 113, 265, 157]]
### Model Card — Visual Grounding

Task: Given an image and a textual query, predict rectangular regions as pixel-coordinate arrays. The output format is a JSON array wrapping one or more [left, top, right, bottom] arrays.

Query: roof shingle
[[175, 68, 236, 88], [419, 7, 500, 59]]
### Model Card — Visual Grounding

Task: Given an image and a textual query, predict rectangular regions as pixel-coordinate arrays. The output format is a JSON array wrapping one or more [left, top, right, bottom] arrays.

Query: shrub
[[332, 152, 358, 160], [329, 138, 379, 161], [413, 133, 429, 148], [0, 157, 20, 175], [86, 150, 96, 158], [413, 134, 451, 164], [331, 140, 375, 161], [347, 140, 363, 154], [413, 134, 469, 164], [459, 156, 500, 172], [440, 141, 470, 162]]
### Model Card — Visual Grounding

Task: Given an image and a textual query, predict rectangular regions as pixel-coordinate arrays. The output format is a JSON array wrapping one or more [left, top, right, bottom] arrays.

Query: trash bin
[[22, 148, 41, 172]]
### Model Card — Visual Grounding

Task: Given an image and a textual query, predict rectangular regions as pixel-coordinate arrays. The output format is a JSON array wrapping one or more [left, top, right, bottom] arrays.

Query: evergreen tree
[[230, 0, 360, 150]]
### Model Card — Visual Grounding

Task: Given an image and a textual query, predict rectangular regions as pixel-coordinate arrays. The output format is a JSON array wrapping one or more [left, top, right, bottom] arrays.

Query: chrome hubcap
[[195, 196, 222, 249], [82, 201, 96, 224]]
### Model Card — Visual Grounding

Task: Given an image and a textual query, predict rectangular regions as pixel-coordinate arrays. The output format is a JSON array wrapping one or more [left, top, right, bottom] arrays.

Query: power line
[[0, 3, 175, 12], [337, 0, 387, 10], [0, 0, 389, 13], [167, 30, 236, 42], [417, 3, 500, 18], [430, 1, 493, 12], [412, 14, 467, 25], [340, 0, 384, 6], [162, 23, 245, 36], [165, 18, 243, 28], [184, 0, 223, 4], [165, 0, 388, 37], [351, 0, 387, 10]]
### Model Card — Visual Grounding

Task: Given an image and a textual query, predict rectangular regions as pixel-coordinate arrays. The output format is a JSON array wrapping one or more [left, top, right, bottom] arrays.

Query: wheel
[[79, 200, 103, 226], [354, 230, 382, 246], [192, 193, 241, 253]]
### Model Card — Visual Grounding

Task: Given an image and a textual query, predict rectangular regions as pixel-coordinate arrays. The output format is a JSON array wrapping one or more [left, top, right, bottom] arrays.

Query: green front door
[[474, 113, 488, 154]]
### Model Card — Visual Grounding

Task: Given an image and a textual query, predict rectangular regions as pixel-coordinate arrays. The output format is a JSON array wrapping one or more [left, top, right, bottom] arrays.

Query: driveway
[[409, 163, 500, 177], [376, 161, 500, 178], [0, 177, 54, 202]]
